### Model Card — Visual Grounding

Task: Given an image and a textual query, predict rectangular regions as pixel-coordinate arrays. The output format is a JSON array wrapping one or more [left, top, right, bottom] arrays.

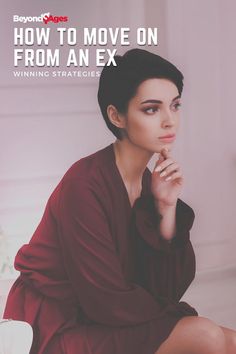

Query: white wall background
[[163, 0, 236, 271], [1, 0, 236, 326]]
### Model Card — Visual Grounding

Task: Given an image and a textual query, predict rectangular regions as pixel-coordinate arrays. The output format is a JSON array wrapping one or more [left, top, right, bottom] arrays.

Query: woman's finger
[[153, 147, 170, 171], [154, 158, 175, 173], [164, 170, 183, 182], [160, 147, 170, 160], [158, 162, 180, 178]]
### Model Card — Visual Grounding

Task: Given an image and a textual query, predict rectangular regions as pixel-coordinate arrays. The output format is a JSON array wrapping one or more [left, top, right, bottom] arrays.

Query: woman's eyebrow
[[141, 95, 181, 104]]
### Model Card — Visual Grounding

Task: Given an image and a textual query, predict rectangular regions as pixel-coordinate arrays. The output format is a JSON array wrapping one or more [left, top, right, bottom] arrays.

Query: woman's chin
[[158, 141, 174, 149]]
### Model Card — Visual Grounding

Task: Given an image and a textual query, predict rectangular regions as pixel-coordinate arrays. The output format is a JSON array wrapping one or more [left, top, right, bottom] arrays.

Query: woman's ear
[[106, 105, 126, 130]]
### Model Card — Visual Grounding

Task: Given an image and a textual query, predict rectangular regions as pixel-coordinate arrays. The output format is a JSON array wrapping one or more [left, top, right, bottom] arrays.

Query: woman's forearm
[[154, 200, 177, 242]]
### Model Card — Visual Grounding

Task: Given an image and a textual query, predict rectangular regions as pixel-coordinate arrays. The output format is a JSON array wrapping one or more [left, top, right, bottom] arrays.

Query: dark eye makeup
[[142, 102, 181, 114], [143, 106, 159, 114]]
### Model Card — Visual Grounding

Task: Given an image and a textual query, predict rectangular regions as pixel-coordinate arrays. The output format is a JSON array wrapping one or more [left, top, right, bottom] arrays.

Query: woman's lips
[[159, 134, 176, 142]]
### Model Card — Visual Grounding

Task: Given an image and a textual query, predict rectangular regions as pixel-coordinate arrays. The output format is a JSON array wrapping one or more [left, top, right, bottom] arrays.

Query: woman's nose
[[162, 110, 175, 127]]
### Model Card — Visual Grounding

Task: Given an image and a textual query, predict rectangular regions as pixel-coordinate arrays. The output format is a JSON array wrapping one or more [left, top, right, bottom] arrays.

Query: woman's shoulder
[[49, 145, 113, 214], [61, 144, 112, 186]]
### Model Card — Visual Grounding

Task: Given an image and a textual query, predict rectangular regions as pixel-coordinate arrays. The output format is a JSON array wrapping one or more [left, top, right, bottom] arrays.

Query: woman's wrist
[[154, 199, 177, 242], [154, 199, 177, 214]]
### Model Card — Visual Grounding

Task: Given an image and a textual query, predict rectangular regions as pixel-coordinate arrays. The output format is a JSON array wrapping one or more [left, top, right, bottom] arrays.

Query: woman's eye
[[144, 107, 159, 114], [172, 102, 181, 111]]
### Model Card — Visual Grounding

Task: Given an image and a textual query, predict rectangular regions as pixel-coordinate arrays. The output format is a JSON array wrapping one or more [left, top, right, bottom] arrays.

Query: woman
[[4, 48, 236, 354]]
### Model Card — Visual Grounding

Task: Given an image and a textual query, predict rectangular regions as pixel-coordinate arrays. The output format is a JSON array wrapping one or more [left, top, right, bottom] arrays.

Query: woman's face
[[122, 78, 181, 153]]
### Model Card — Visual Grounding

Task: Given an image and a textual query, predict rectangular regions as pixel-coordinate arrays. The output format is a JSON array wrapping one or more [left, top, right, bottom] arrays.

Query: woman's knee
[[230, 333, 236, 351], [228, 333, 236, 352], [156, 316, 226, 354], [222, 327, 236, 353], [174, 316, 226, 351]]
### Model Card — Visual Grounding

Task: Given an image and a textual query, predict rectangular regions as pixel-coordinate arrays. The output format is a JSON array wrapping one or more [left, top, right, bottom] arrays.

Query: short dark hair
[[97, 48, 184, 140]]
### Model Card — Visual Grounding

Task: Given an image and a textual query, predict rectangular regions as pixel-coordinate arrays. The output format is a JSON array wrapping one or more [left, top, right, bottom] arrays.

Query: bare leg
[[219, 325, 236, 354], [154, 316, 227, 354]]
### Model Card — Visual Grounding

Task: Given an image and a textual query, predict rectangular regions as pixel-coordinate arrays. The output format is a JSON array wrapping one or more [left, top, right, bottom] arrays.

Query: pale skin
[[107, 78, 236, 354]]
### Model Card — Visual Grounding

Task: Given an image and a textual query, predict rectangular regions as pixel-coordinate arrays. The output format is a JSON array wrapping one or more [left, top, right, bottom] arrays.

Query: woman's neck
[[112, 139, 153, 190]]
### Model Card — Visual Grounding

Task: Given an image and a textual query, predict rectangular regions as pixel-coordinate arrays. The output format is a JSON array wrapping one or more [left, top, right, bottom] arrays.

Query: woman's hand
[[151, 147, 184, 207]]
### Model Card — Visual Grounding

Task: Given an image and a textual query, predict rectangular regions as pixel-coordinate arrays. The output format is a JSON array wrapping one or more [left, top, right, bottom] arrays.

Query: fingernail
[[155, 165, 162, 172], [165, 176, 172, 181], [160, 171, 166, 177]]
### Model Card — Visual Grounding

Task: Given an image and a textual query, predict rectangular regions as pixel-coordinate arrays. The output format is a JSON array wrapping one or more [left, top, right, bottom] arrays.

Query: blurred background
[[0, 0, 236, 328]]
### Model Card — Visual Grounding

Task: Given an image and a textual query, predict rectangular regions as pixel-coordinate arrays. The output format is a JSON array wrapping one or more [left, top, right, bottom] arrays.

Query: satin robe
[[4, 143, 198, 354]]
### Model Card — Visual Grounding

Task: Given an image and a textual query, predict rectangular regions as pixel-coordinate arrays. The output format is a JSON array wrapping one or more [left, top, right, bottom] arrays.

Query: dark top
[[4, 143, 198, 354]]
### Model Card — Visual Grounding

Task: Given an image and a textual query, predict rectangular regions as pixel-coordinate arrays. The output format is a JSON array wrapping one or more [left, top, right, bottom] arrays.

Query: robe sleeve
[[130, 193, 198, 314], [57, 177, 197, 327], [131, 193, 195, 253]]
